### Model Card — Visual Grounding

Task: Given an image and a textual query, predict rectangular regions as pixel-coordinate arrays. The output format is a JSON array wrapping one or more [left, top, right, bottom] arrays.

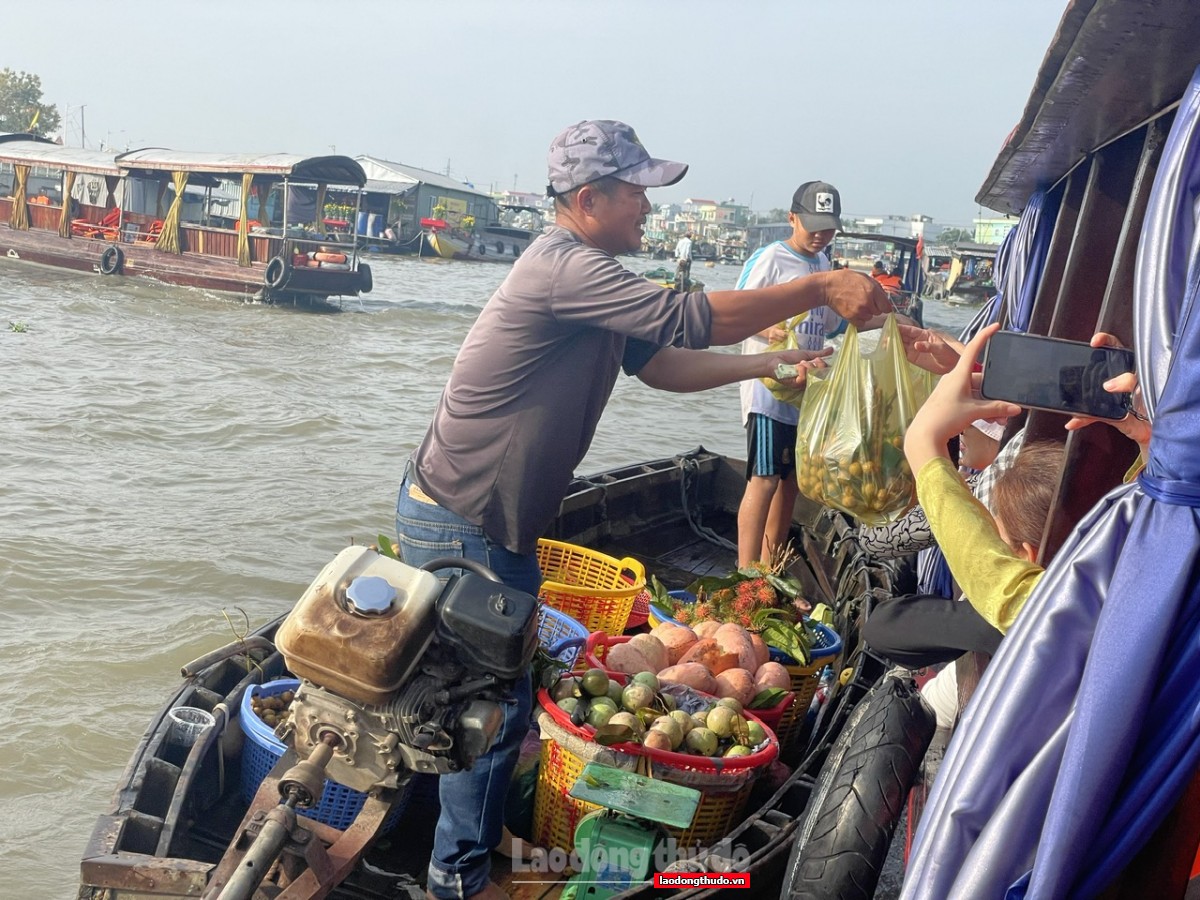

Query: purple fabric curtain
[[902, 65, 1200, 900], [957, 292, 1002, 342], [1000, 190, 1060, 333]]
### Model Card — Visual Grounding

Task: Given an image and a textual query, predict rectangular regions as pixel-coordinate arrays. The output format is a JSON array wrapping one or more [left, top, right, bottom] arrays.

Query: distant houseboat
[[0, 136, 372, 304]]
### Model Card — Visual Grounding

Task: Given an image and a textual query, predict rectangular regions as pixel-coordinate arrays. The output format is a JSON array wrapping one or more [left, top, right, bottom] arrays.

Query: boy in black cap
[[398, 128, 887, 900], [736, 181, 844, 567]]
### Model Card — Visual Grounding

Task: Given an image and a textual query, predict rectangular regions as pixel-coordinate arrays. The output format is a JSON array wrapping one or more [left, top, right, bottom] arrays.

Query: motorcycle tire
[[780, 673, 936, 900]]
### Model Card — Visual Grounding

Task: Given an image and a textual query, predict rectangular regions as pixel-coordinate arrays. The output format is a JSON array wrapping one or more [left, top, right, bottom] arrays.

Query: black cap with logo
[[790, 181, 842, 231]]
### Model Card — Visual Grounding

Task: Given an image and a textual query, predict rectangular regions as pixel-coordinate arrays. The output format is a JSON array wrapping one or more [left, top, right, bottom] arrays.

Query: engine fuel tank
[[276, 546, 443, 705]]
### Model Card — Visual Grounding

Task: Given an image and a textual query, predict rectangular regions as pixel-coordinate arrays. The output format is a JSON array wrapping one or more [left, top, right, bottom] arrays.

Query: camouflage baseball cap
[[547, 120, 688, 196]]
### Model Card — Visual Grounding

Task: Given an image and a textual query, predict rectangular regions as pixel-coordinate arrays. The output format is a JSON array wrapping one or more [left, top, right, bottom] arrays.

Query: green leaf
[[748, 688, 789, 709], [685, 573, 742, 597], [376, 534, 398, 560], [765, 573, 798, 598], [593, 724, 637, 746], [648, 574, 672, 607]]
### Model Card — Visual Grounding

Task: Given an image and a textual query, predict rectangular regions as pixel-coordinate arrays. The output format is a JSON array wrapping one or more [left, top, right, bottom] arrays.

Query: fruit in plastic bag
[[795, 314, 935, 525], [757, 314, 809, 408]]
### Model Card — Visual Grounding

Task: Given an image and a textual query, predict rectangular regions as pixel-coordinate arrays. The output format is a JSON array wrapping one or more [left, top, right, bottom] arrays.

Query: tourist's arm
[[705, 270, 890, 344], [918, 458, 1043, 633], [636, 345, 830, 393], [897, 323, 965, 375], [904, 324, 1021, 473]]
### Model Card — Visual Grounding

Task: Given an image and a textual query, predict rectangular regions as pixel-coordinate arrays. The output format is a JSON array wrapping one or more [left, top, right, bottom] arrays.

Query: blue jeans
[[396, 464, 540, 899]]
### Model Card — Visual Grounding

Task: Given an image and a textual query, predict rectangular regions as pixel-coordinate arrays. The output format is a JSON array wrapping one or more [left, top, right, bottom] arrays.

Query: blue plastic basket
[[239, 679, 410, 832], [647, 592, 843, 665], [537, 604, 589, 668]]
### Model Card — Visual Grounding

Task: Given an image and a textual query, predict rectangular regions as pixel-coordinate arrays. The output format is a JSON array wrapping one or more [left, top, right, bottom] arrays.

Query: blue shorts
[[745, 413, 797, 480]]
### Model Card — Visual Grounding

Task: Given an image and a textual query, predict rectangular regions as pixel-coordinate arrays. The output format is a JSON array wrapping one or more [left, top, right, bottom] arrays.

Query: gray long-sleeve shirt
[[413, 226, 714, 554]]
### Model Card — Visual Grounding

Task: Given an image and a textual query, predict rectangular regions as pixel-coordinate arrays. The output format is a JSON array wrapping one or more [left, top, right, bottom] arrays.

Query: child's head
[[961, 419, 1004, 470], [991, 441, 1066, 563]]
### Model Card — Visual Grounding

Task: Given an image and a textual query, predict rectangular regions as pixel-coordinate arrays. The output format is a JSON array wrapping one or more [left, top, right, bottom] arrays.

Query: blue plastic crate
[[239, 679, 410, 832], [536, 604, 589, 668]]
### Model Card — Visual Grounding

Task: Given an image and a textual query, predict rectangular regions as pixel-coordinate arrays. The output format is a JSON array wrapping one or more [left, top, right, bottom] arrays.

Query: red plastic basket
[[582, 631, 800, 749], [533, 675, 777, 855], [625, 587, 651, 629]]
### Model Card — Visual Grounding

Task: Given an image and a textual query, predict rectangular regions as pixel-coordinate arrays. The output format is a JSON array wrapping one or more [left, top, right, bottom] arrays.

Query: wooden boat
[[0, 138, 373, 305], [941, 241, 998, 304], [77, 447, 914, 900], [423, 223, 539, 262], [835, 232, 926, 326], [640, 266, 706, 291]]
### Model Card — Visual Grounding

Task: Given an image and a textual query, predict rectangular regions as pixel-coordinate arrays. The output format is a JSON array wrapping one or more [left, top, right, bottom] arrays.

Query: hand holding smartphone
[[980, 331, 1135, 420]]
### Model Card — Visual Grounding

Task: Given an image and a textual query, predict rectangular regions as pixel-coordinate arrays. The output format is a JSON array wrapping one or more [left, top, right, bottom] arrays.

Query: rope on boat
[[678, 455, 738, 552]]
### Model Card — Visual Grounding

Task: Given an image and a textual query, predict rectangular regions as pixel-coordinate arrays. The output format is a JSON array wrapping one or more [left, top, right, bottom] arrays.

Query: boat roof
[[116, 149, 366, 186], [839, 231, 920, 249], [361, 178, 420, 196], [0, 139, 122, 176], [356, 155, 494, 198], [954, 241, 1000, 258], [977, 0, 1200, 214]]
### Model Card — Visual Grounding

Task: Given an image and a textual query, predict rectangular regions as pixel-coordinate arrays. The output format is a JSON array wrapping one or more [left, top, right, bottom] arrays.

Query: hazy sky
[[6, 0, 1066, 225]]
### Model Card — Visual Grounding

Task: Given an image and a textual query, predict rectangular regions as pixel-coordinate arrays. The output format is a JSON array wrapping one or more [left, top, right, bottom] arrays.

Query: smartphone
[[980, 331, 1135, 420]]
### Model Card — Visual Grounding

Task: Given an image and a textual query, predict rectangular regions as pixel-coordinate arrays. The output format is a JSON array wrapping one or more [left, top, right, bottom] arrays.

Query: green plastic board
[[568, 763, 701, 830]]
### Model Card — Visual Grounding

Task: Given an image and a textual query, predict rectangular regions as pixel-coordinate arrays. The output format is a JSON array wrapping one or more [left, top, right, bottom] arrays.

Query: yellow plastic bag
[[794, 314, 935, 526], [758, 314, 808, 408]]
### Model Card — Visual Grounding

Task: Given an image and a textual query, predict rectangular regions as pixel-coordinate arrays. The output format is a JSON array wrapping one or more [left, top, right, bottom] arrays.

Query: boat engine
[[273, 546, 538, 794]]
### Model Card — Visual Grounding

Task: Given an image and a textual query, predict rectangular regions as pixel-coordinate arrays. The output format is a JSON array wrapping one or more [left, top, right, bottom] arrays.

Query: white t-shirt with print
[[737, 241, 835, 426]]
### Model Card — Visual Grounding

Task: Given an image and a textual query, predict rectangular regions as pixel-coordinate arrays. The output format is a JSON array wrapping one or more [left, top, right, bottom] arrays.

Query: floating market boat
[[941, 242, 998, 305], [77, 447, 926, 900], [423, 222, 540, 262], [0, 138, 373, 305], [834, 231, 925, 325], [78, 2, 1200, 894]]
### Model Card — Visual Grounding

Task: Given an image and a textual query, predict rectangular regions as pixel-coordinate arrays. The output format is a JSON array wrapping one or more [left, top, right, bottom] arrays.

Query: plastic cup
[[168, 706, 215, 747]]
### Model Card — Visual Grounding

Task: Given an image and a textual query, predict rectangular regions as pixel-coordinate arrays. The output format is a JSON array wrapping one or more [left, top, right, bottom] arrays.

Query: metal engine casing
[[275, 546, 444, 706], [273, 547, 540, 794], [281, 678, 504, 793]]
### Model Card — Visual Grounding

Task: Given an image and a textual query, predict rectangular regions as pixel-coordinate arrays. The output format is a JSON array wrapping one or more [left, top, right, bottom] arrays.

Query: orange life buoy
[[313, 251, 347, 264]]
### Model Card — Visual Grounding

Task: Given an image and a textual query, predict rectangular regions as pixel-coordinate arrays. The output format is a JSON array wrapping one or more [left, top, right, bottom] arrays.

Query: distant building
[[353, 155, 499, 238], [974, 215, 1019, 245]]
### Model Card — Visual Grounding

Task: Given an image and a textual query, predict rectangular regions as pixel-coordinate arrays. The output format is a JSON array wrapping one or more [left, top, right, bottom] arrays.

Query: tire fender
[[357, 262, 373, 294], [264, 256, 291, 289], [99, 245, 124, 276]]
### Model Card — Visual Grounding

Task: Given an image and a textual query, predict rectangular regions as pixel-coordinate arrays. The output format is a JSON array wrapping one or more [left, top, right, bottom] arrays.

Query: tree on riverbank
[[0, 69, 60, 137]]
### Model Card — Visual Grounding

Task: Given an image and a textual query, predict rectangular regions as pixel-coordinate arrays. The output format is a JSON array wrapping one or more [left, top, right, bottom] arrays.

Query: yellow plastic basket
[[532, 715, 757, 857], [536, 538, 645, 635]]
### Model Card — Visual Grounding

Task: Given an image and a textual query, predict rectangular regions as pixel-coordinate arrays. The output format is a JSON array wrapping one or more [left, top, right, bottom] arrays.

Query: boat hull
[[77, 448, 901, 900], [0, 224, 366, 301]]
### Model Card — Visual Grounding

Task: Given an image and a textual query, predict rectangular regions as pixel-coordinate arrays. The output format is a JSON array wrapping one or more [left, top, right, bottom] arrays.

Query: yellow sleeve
[[1124, 457, 1146, 483], [916, 457, 1044, 634]]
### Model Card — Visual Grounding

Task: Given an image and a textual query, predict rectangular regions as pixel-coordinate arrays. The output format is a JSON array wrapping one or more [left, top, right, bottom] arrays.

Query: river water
[[0, 253, 974, 898]]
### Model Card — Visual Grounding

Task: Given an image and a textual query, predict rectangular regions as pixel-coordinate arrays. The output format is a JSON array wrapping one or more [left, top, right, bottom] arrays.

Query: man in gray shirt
[[397, 119, 890, 900]]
